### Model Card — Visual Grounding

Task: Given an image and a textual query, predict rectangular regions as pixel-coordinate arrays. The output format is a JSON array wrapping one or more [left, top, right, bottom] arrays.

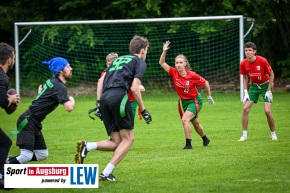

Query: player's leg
[[239, 84, 258, 141], [191, 118, 210, 147], [264, 102, 277, 140], [240, 101, 254, 141], [182, 111, 195, 149], [261, 85, 277, 140], [0, 129, 12, 188], [8, 116, 38, 164], [100, 95, 134, 181]]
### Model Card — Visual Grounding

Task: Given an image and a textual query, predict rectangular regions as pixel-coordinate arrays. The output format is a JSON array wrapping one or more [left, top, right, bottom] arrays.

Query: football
[[5, 89, 18, 115]]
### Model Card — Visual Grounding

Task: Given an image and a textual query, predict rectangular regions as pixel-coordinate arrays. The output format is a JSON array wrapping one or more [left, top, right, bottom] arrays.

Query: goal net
[[14, 16, 252, 100]]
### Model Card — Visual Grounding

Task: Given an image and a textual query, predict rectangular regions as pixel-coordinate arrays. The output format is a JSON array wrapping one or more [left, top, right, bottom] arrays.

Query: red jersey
[[168, 67, 206, 99], [240, 56, 272, 85]]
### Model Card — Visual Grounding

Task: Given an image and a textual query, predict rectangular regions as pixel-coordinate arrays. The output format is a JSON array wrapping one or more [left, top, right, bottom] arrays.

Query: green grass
[[1, 92, 290, 193]]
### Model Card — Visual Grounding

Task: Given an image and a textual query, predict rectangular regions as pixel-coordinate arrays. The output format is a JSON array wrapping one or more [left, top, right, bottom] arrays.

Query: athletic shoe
[[183, 145, 192, 150], [5, 156, 14, 164], [238, 136, 247, 141], [271, 135, 278, 140], [75, 140, 88, 164], [203, 138, 210, 147], [99, 173, 116, 181]]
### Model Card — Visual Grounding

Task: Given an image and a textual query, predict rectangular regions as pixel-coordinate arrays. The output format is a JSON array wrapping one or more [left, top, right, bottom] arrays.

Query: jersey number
[[109, 55, 134, 72], [35, 79, 54, 100]]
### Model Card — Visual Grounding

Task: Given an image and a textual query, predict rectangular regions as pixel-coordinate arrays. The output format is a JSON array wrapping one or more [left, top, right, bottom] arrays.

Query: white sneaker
[[271, 135, 278, 140], [238, 136, 247, 141]]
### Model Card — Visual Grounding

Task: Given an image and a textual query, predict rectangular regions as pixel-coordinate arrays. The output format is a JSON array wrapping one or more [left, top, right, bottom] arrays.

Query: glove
[[243, 89, 250, 104], [265, 90, 273, 102], [141, 109, 152, 124], [94, 107, 103, 120], [207, 96, 215, 105]]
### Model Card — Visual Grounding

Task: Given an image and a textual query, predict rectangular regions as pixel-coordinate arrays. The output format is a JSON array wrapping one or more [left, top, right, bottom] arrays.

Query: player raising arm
[[159, 40, 214, 149]]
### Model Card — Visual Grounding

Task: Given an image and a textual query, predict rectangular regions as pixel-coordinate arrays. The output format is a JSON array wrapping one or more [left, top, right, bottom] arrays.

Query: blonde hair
[[175, 54, 192, 70], [106, 52, 118, 63]]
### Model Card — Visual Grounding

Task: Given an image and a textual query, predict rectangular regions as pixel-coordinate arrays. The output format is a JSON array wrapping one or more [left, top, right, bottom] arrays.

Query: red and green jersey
[[240, 55, 272, 85], [168, 67, 206, 99]]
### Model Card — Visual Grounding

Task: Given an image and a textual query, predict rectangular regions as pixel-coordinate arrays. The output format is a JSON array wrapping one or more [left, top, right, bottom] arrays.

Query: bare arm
[[268, 70, 274, 91], [204, 81, 212, 97], [242, 74, 249, 91], [159, 41, 171, 73], [97, 73, 105, 105], [64, 96, 75, 112], [131, 78, 145, 111]]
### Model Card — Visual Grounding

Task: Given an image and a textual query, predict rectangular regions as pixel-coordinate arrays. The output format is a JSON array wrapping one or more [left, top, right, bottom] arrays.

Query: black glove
[[94, 107, 102, 121], [141, 109, 152, 124]]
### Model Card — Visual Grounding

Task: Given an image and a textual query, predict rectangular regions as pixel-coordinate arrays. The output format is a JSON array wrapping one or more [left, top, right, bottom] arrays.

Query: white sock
[[271, 131, 276, 136], [242, 130, 248, 137], [86, 142, 97, 151], [102, 163, 115, 176]]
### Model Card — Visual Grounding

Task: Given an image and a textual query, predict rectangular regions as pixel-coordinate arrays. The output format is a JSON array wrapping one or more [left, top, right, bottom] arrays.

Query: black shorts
[[100, 88, 134, 136], [16, 110, 47, 151]]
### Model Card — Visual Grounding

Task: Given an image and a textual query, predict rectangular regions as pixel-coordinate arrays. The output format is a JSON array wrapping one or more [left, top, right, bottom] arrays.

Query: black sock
[[186, 138, 192, 146]]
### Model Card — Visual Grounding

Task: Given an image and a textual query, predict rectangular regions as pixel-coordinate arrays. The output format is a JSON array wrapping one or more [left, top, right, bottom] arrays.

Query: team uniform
[[16, 77, 70, 152], [0, 67, 12, 177], [168, 67, 206, 120], [100, 54, 147, 135], [100, 67, 140, 119], [240, 55, 272, 103]]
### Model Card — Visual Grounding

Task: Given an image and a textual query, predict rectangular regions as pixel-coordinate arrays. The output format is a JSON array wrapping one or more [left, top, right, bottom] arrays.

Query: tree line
[[0, 0, 289, 80]]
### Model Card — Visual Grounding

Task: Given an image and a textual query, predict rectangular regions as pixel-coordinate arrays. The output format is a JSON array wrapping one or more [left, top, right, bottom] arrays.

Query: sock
[[86, 142, 97, 151], [185, 138, 192, 146], [202, 135, 208, 141], [242, 130, 248, 137], [102, 163, 115, 176], [271, 131, 276, 136]]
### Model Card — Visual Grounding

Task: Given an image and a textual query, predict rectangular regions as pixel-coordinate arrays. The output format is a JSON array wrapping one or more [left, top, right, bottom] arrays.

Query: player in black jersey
[[0, 42, 20, 189], [8, 57, 75, 165], [76, 36, 152, 181]]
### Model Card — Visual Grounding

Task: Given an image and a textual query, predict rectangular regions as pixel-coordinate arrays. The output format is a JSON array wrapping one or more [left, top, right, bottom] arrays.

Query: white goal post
[[14, 15, 247, 101]]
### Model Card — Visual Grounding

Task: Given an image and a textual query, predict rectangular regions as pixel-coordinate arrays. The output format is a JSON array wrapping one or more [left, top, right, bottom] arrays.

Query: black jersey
[[0, 67, 9, 109], [29, 77, 69, 120], [102, 55, 147, 92]]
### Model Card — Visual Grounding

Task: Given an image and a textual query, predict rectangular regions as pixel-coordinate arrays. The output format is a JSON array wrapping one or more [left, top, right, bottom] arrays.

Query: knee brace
[[34, 149, 49, 161], [17, 149, 34, 164]]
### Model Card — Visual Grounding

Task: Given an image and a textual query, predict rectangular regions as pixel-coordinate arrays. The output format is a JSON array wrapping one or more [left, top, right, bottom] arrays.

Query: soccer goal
[[14, 16, 252, 101]]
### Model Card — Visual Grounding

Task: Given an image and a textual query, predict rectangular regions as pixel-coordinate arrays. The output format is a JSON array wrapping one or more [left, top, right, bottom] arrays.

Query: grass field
[[1, 92, 290, 193]]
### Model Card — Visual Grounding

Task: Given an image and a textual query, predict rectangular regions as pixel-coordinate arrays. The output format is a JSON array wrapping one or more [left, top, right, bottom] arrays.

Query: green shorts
[[181, 93, 203, 121], [249, 82, 272, 103]]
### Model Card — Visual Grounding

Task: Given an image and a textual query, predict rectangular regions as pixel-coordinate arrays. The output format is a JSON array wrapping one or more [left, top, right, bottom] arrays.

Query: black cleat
[[75, 140, 88, 164], [203, 138, 210, 147], [183, 145, 192, 150], [100, 173, 116, 181]]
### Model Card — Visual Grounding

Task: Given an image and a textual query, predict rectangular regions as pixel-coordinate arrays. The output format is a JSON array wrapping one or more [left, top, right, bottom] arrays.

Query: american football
[[5, 88, 18, 115]]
